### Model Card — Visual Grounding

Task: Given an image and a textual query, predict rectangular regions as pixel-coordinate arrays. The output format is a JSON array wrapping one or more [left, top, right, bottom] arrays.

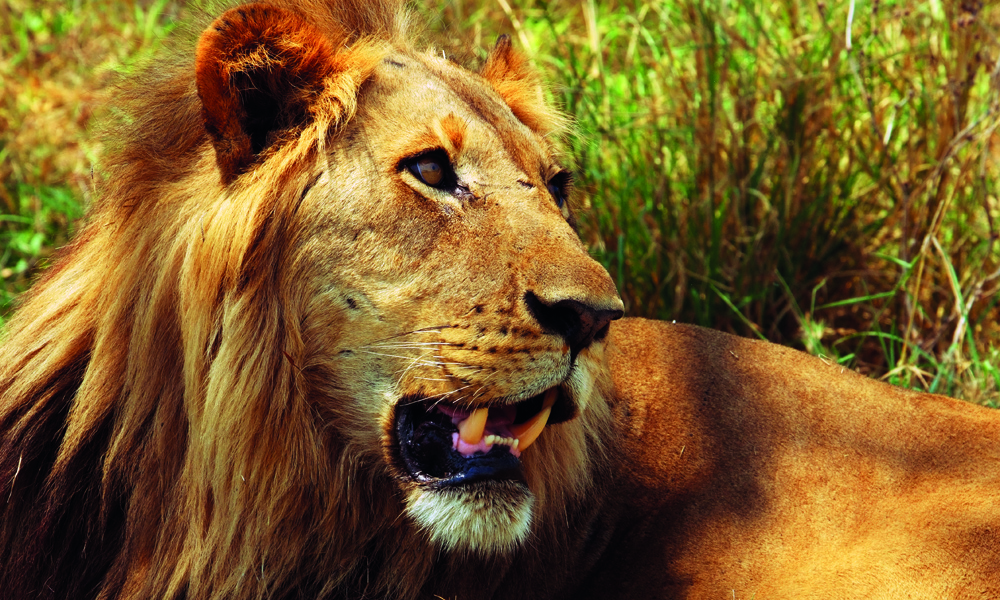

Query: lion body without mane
[[3, 0, 1000, 599]]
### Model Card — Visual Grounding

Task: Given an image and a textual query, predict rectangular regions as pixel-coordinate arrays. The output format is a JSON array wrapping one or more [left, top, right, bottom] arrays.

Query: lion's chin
[[391, 386, 579, 553], [405, 480, 535, 554]]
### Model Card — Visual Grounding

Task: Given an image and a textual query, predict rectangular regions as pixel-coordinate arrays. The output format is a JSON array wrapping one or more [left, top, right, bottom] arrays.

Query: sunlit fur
[[9, 0, 997, 598], [0, 1, 616, 598]]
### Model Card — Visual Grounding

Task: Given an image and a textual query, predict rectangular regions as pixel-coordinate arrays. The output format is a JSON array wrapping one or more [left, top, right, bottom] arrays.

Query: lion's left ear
[[195, 4, 338, 185], [480, 35, 564, 136]]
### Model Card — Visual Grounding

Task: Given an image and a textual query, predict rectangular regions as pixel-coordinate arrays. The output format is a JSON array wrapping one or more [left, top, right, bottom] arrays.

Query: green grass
[[2, 0, 998, 404], [426, 0, 1000, 403], [0, 0, 179, 315]]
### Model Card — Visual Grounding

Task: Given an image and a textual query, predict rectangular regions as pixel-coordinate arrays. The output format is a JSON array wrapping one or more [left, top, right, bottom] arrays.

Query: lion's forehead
[[358, 51, 554, 181]]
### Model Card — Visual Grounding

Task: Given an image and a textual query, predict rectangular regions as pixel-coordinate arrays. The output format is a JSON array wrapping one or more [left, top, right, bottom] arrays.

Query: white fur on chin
[[406, 481, 534, 554]]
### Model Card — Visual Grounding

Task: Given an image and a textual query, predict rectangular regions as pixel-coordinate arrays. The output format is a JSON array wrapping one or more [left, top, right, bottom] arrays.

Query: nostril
[[524, 293, 582, 347], [524, 292, 623, 357]]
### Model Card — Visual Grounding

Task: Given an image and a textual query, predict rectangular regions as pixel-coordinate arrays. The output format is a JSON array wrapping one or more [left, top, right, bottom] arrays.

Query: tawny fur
[[2, 1, 1000, 599]]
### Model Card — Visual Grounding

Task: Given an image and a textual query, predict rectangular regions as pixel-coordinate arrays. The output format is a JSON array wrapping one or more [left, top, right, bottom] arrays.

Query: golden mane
[[0, 1, 400, 597], [0, 1, 609, 598]]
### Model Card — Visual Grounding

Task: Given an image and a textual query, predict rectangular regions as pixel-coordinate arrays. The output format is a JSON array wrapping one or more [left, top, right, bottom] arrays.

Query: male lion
[[1, 0, 999, 599]]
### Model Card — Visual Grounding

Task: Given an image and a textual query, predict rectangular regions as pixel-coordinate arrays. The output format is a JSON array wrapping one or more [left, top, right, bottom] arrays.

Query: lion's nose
[[525, 292, 624, 357]]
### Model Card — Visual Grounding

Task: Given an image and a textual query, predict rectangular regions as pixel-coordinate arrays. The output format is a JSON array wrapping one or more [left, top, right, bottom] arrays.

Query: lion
[[1, 0, 999, 598]]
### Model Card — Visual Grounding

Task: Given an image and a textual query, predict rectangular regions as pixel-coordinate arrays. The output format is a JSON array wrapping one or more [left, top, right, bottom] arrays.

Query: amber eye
[[405, 150, 453, 189], [414, 157, 443, 185]]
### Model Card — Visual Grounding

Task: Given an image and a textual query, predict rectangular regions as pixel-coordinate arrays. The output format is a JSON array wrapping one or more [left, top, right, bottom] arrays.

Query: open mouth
[[395, 387, 573, 487]]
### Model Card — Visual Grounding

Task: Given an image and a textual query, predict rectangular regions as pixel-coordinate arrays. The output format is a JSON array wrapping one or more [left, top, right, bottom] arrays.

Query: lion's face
[[0, 3, 624, 597], [187, 2, 622, 558], [286, 49, 622, 551]]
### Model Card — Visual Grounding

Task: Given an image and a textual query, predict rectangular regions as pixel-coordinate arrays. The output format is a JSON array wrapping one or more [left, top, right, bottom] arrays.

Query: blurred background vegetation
[[1, 0, 998, 403]]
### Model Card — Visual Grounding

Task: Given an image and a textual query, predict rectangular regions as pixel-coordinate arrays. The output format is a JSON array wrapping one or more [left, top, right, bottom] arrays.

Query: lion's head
[[0, 1, 622, 598]]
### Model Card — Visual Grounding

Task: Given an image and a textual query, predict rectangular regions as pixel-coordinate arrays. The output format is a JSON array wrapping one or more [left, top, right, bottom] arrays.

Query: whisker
[[398, 385, 472, 407], [392, 363, 484, 383], [358, 350, 445, 367], [363, 342, 454, 350], [426, 387, 473, 409], [427, 384, 475, 402], [395, 350, 439, 388], [362, 325, 453, 346], [365, 341, 449, 347], [358, 349, 475, 369]]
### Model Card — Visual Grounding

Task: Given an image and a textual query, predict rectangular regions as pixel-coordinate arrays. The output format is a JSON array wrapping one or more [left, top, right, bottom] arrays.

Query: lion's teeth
[[485, 435, 518, 449], [510, 388, 558, 452], [457, 391, 557, 452], [458, 407, 489, 444]]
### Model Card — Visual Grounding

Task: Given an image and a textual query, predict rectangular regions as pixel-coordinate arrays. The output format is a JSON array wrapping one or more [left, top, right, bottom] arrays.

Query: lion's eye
[[415, 157, 443, 186], [547, 182, 564, 207], [547, 171, 572, 208], [406, 150, 453, 189]]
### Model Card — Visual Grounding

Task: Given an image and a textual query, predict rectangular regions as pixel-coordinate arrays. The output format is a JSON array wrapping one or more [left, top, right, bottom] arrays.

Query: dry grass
[[0, 0, 182, 310]]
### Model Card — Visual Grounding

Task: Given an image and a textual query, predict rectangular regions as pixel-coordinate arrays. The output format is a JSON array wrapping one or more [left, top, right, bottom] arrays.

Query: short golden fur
[[2, 1, 999, 599]]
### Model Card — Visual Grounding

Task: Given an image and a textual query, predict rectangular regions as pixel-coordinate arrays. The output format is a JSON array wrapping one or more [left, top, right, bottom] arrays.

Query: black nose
[[525, 292, 623, 357]]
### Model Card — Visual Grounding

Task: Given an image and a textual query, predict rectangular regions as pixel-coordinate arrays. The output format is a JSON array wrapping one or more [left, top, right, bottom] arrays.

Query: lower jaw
[[405, 479, 535, 554], [425, 447, 526, 488]]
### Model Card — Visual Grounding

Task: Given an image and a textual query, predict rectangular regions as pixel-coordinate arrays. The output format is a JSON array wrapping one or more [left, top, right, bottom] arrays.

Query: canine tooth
[[459, 407, 489, 444], [510, 388, 558, 452]]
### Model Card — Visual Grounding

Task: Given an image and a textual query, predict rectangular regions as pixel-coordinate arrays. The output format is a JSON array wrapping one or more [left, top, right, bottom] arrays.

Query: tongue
[[453, 388, 558, 455]]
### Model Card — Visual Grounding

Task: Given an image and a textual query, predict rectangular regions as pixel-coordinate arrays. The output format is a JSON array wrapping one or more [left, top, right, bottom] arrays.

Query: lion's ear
[[480, 35, 564, 136], [195, 4, 336, 185]]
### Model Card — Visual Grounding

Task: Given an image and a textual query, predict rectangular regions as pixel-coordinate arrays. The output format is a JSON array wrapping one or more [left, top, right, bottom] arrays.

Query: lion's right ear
[[480, 35, 565, 137], [195, 4, 337, 185]]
